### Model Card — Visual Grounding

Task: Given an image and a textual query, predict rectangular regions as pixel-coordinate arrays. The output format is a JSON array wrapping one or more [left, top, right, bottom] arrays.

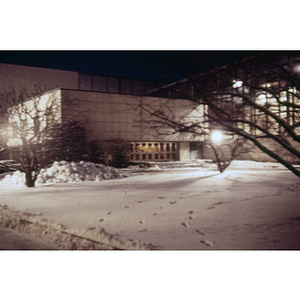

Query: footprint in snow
[[169, 201, 176, 205], [200, 240, 214, 247], [195, 229, 205, 235], [181, 222, 189, 227], [207, 202, 223, 209], [139, 220, 145, 224], [123, 205, 132, 209], [99, 218, 106, 222]]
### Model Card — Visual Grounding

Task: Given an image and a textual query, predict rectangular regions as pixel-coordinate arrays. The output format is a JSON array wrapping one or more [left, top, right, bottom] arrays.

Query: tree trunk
[[25, 171, 35, 188]]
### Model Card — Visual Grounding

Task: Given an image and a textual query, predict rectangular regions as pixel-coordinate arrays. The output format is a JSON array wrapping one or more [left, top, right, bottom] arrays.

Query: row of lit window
[[130, 142, 177, 161], [130, 142, 176, 153], [131, 153, 176, 161]]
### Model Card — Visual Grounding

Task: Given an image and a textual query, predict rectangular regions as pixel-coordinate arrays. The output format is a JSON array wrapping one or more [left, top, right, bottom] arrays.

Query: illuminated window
[[256, 93, 267, 105], [130, 142, 177, 161], [142, 143, 147, 152], [233, 80, 243, 88]]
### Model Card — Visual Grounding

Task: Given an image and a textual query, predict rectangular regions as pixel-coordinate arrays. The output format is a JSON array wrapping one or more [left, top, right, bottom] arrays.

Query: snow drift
[[0, 204, 153, 250], [0, 161, 122, 187]]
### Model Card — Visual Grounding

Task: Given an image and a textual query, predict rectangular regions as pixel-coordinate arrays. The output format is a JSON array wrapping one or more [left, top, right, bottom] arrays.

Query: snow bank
[[0, 161, 122, 187], [229, 160, 285, 169], [0, 204, 153, 250], [1, 159, 294, 187]]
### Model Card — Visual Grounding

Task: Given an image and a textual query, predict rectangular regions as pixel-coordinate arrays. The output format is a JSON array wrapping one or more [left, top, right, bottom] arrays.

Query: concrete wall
[[0, 64, 206, 162], [60, 89, 206, 144], [0, 63, 79, 94], [6, 89, 62, 147], [178, 142, 190, 160]]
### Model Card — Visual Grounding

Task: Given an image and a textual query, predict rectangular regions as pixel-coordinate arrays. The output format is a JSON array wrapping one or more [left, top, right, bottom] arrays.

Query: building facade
[[1, 52, 299, 164], [0, 63, 204, 162], [145, 52, 300, 163]]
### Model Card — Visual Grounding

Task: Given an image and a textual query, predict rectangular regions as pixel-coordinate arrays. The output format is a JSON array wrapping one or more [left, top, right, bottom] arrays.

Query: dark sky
[[0, 50, 264, 83]]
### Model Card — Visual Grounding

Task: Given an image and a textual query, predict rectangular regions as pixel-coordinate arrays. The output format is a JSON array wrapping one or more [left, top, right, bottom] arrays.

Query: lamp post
[[210, 130, 224, 173]]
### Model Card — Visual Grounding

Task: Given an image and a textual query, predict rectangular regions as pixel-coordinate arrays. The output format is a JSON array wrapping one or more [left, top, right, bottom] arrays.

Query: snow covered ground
[[0, 160, 299, 250], [1, 160, 299, 300]]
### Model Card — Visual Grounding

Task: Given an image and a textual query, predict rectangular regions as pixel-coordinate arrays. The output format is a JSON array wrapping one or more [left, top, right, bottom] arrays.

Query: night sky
[[0, 50, 264, 83]]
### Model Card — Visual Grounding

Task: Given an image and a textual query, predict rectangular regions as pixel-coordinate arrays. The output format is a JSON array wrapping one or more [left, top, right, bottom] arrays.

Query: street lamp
[[211, 131, 223, 143], [210, 130, 224, 173]]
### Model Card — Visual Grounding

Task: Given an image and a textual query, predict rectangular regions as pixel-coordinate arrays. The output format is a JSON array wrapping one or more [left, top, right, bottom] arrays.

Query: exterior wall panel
[[60, 89, 204, 144], [0, 63, 79, 94]]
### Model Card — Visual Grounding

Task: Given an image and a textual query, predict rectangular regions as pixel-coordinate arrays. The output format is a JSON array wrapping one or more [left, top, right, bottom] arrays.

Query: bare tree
[[207, 136, 255, 173], [142, 52, 300, 177], [0, 87, 62, 187]]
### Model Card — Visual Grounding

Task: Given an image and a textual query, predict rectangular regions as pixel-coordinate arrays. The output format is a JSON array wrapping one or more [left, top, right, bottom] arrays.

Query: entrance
[[190, 142, 204, 159], [130, 142, 177, 161]]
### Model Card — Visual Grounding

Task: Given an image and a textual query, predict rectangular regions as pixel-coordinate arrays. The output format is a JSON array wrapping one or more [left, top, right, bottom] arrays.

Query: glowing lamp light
[[233, 80, 243, 88], [293, 63, 300, 74], [211, 131, 223, 143]]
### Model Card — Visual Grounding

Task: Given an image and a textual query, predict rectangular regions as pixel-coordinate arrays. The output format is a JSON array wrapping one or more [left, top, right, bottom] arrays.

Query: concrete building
[[0, 63, 203, 162], [1, 52, 299, 164], [145, 52, 300, 163]]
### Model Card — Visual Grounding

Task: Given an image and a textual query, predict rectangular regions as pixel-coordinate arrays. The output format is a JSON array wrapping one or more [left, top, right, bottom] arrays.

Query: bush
[[47, 121, 104, 164], [87, 141, 105, 164], [110, 140, 131, 168]]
